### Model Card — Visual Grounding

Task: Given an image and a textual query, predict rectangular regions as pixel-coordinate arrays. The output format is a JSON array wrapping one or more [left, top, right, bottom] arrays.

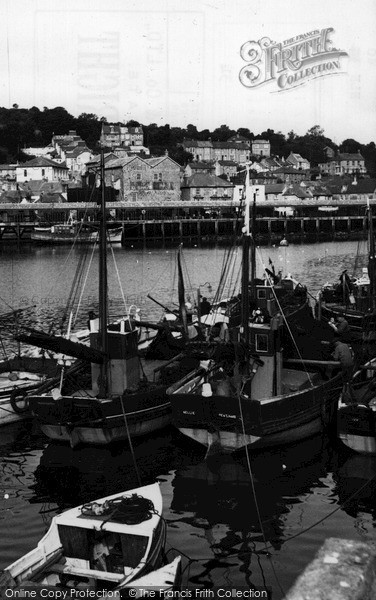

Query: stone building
[[319, 152, 367, 176], [105, 153, 182, 201], [251, 139, 271, 157], [100, 124, 144, 149], [180, 173, 234, 202]]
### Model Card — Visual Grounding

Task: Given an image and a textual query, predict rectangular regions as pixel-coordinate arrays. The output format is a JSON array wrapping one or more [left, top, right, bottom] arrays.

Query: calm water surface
[[0, 240, 375, 598]]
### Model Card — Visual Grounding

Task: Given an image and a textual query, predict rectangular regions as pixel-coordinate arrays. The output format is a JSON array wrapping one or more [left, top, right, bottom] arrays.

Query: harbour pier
[[0, 198, 374, 243]]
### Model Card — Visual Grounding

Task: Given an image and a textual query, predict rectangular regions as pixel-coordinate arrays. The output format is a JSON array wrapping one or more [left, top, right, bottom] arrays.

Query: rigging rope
[[109, 234, 128, 312], [256, 246, 314, 386], [73, 241, 97, 328]]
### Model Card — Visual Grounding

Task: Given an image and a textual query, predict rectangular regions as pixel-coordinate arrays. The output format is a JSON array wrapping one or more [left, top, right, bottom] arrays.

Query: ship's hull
[[30, 387, 171, 447], [31, 227, 122, 244], [171, 374, 341, 453], [337, 403, 376, 455], [0, 356, 58, 427]]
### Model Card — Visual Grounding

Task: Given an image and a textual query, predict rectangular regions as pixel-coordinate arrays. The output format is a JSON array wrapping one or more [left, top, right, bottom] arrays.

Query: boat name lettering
[[183, 410, 195, 415], [239, 27, 348, 91], [219, 413, 237, 419]]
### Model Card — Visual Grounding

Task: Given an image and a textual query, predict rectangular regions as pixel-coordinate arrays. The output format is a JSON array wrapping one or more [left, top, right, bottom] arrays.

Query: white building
[[16, 157, 69, 183]]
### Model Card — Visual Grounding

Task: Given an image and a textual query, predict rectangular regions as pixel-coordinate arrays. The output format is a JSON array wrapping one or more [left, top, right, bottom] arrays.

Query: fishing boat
[[31, 216, 123, 244], [337, 357, 376, 455], [167, 167, 342, 454], [0, 482, 173, 593], [25, 153, 197, 447], [0, 354, 59, 425], [316, 202, 376, 342]]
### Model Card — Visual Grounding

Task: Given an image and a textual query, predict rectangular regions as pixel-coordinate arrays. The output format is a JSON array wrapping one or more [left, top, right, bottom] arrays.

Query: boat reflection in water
[[167, 435, 334, 594], [333, 452, 376, 524], [32, 428, 186, 508]]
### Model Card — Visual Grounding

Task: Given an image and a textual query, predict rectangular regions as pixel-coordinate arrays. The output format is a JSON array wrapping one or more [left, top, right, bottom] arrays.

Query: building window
[[255, 333, 268, 353], [136, 173, 142, 181], [42, 169, 45, 176], [195, 188, 201, 196], [24, 170, 27, 177]]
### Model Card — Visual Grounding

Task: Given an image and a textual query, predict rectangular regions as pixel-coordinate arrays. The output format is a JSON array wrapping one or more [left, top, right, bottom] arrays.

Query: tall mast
[[367, 200, 376, 305], [241, 165, 251, 347], [99, 148, 108, 395]]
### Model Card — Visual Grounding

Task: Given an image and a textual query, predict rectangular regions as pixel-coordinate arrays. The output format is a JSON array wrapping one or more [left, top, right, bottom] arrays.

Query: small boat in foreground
[[337, 357, 376, 455], [120, 556, 181, 597], [0, 483, 168, 593]]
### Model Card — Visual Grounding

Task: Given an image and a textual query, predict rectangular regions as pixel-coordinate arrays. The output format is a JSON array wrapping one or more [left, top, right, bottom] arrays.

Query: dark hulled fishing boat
[[317, 202, 376, 343], [337, 357, 376, 455], [25, 153, 196, 447], [167, 167, 342, 454]]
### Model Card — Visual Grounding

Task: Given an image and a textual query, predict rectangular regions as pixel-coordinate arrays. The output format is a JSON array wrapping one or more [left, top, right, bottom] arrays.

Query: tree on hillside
[[211, 124, 236, 141], [237, 127, 253, 140], [339, 138, 363, 154]]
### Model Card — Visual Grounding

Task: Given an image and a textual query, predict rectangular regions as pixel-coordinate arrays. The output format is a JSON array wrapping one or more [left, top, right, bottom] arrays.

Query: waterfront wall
[[284, 538, 376, 600], [0, 201, 373, 243]]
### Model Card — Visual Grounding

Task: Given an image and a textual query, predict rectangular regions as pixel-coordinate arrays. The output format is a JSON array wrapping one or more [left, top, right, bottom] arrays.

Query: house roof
[[274, 166, 307, 175], [187, 161, 214, 170], [227, 134, 250, 143], [261, 158, 282, 168], [86, 153, 118, 165], [0, 164, 16, 171], [265, 184, 285, 194], [288, 152, 309, 162], [337, 153, 365, 161], [18, 180, 66, 194], [212, 141, 249, 150], [102, 125, 121, 135], [144, 155, 181, 169], [0, 190, 25, 203], [282, 184, 312, 199], [182, 173, 234, 188], [218, 160, 237, 166], [65, 146, 92, 158], [38, 192, 66, 203], [183, 139, 213, 148], [252, 139, 270, 144], [322, 176, 376, 194], [20, 157, 69, 169]]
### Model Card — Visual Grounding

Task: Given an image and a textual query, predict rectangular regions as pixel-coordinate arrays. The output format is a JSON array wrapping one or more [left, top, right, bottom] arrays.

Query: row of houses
[[1, 148, 375, 209], [182, 135, 271, 163]]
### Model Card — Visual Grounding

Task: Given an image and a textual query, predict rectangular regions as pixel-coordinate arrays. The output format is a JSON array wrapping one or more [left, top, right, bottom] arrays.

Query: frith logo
[[239, 28, 348, 92]]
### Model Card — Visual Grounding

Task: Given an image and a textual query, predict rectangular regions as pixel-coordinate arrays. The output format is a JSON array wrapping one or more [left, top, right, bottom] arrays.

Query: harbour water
[[0, 239, 375, 598]]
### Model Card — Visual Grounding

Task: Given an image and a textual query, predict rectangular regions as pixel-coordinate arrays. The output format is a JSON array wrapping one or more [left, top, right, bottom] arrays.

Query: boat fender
[[10, 388, 29, 414], [202, 383, 213, 397]]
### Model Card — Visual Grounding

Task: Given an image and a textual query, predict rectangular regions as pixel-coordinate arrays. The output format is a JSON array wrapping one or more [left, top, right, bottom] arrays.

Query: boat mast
[[241, 165, 251, 348], [99, 148, 108, 395], [367, 200, 376, 306]]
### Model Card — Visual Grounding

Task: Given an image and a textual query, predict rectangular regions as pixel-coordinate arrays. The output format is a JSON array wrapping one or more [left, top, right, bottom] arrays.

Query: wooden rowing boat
[[0, 482, 168, 593]]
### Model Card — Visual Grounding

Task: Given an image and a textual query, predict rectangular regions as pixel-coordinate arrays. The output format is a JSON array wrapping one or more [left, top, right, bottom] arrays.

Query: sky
[[1, 0, 375, 144]]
